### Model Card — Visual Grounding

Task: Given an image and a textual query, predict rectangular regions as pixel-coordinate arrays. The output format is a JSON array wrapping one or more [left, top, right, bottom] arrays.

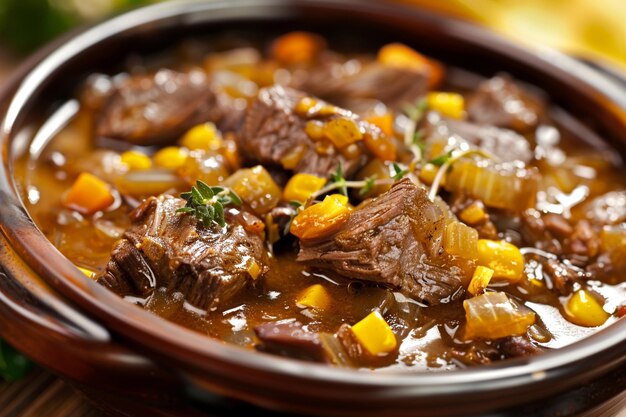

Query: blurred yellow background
[[405, 0, 626, 71]]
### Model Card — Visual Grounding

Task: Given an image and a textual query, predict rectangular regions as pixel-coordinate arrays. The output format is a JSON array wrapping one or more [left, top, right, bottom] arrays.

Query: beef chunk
[[239, 85, 378, 178], [95, 69, 243, 146], [297, 179, 467, 306], [254, 320, 327, 362], [466, 75, 544, 133], [97, 194, 268, 310], [425, 114, 533, 163], [499, 336, 546, 358], [291, 62, 429, 110]]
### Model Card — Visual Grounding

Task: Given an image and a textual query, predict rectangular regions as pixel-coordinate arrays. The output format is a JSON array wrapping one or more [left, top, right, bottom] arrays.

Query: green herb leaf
[[330, 162, 348, 196], [391, 163, 409, 181], [403, 98, 428, 121], [289, 200, 303, 209], [0, 339, 32, 382], [359, 175, 377, 196], [429, 150, 454, 166], [177, 180, 242, 228]]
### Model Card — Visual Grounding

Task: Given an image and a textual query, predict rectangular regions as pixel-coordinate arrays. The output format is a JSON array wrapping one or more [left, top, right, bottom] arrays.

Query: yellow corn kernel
[[351, 311, 397, 356], [62, 173, 115, 215], [77, 266, 95, 278], [283, 173, 327, 203], [418, 163, 442, 186], [322, 118, 363, 149], [120, 150, 152, 171], [297, 284, 331, 310], [180, 123, 224, 151], [427, 92, 464, 119], [290, 195, 351, 241], [460, 202, 487, 225], [295, 97, 318, 115], [468, 266, 494, 296], [153, 146, 189, 170], [477, 239, 524, 282], [565, 289, 609, 327]]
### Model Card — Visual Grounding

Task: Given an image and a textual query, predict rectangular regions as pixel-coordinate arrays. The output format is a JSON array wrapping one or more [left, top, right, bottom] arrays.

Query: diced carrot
[[271, 31, 326, 65], [62, 172, 114, 214], [365, 113, 394, 137], [377, 43, 444, 88]]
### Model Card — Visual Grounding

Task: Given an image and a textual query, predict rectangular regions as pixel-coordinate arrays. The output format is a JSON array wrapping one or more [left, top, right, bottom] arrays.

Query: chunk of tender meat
[[96, 194, 268, 310], [239, 85, 375, 178], [254, 320, 327, 362], [499, 336, 546, 358], [95, 69, 243, 146], [466, 75, 544, 133], [425, 114, 533, 163], [297, 179, 467, 306], [291, 62, 429, 109]]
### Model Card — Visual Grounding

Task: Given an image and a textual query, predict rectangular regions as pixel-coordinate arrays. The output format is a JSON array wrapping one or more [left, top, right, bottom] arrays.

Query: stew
[[16, 32, 626, 371]]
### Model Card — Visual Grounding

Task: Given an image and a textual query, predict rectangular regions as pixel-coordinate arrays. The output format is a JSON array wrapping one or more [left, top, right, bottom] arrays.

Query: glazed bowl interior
[[1, 0, 625, 413]]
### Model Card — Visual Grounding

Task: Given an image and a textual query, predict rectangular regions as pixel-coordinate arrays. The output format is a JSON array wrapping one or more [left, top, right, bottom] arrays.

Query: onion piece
[[464, 292, 535, 339]]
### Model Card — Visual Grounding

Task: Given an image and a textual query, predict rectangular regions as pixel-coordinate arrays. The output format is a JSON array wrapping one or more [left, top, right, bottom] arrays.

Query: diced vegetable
[[377, 43, 443, 87], [365, 113, 394, 137], [419, 163, 443, 186], [565, 289, 609, 327], [114, 169, 185, 197], [62, 172, 114, 214], [427, 92, 464, 119], [120, 150, 152, 171], [464, 292, 535, 339], [153, 146, 189, 170], [271, 31, 325, 65], [443, 221, 479, 259], [350, 311, 397, 356], [283, 173, 327, 203], [444, 159, 540, 212], [363, 131, 396, 161], [355, 159, 392, 198], [297, 284, 331, 310], [290, 195, 350, 240], [180, 123, 224, 151], [459, 202, 487, 225], [467, 266, 494, 296], [279, 145, 306, 170], [477, 239, 524, 282], [247, 259, 263, 280], [323, 118, 363, 149], [223, 166, 281, 215], [177, 150, 230, 186]]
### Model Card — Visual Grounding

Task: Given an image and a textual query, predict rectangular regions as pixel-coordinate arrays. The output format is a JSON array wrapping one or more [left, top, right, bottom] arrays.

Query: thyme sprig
[[177, 180, 242, 227]]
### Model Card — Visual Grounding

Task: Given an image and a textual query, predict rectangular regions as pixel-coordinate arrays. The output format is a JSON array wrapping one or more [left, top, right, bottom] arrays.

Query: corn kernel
[[290, 195, 351, 241], [427, 92, 464, 119], [295, 97, 318, 115], [477, 239, 524, 282], [351, 311, 397, 356], [418, 163, 442, 186], [297, 284, 331, 310], [468, 266, 494, 296], [180, 123, 223, 151], [283, 173, 327, 203], [62, 172, 115, 215], [120, 150, 152, 171], [565, 289, 609, 327], [460, 202, 487, 225], [153, 146, 189, 170]]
